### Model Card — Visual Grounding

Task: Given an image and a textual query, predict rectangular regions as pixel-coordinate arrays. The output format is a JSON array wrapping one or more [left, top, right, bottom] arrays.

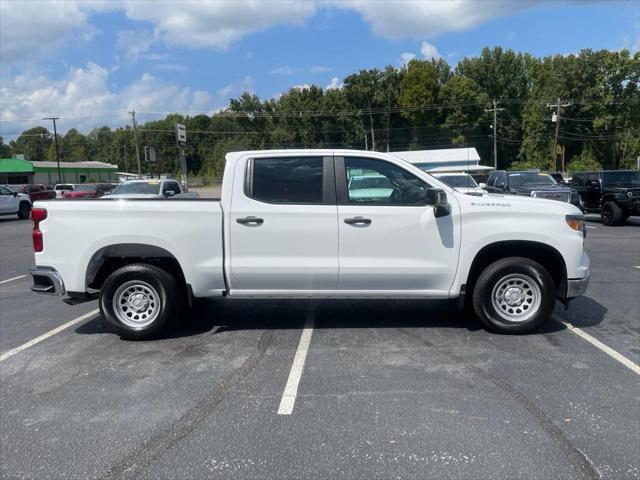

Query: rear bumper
[[30, 267, 66, 296], [566, 272, 589, 299]]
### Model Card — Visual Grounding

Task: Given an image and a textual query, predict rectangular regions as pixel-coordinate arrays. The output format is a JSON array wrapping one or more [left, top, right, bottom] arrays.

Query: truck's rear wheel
[[99, 263, 179, 340], [472, 257, 555, 334], [17, 201, 31, 219], [601, 201, 623, 226]]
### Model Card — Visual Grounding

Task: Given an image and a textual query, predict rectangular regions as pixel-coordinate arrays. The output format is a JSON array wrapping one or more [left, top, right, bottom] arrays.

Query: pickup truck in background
[[30, 149, 590, 339], [103, 179, 198, 199], [483, 170, 581, 208], [569, 170, 640, 226], [8, 184, 56, 202], [63, 183, 114, 199], [0, 184, 31, 219]]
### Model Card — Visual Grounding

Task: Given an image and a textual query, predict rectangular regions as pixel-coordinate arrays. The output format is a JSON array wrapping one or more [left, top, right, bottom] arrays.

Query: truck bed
[[33, 199, 226, 297]]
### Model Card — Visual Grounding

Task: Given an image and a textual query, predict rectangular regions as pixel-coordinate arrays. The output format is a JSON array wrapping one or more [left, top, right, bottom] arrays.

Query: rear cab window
[[248, 157, 325, 204]]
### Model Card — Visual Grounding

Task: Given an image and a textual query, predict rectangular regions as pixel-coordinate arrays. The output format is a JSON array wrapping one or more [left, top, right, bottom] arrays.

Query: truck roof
[[226, 149, 410, 164]]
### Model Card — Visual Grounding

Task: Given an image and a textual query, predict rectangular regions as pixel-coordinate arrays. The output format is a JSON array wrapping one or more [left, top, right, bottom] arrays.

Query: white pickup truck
[[30, 149, 590, 339]]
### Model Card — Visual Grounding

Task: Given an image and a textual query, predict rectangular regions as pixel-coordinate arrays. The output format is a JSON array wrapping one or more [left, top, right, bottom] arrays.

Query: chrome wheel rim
[[112, 280, 160, 329], [491, 273, 541, 323]]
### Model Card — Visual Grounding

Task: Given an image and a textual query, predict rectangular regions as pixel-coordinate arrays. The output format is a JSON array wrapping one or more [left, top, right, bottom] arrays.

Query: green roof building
[[0, 158, 118, 185]]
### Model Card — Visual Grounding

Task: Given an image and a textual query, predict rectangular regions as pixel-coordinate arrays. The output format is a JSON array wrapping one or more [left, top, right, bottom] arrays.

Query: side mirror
[[164, 190, 175, 198], [13, 191, 18, 197], [426, 188, 451, 218], [478, 183, 487, 189]]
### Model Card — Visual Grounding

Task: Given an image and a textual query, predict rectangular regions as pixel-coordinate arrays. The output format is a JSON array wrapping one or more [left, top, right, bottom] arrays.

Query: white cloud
[[217, 76, 255, 99], [399, 52, 416, 66], [0, 0, 90, 65], [420, 41, 441, 60], [325, 77, 342, 90], [120, 0, 316, 50], [270, 66, 297, 75], [329, 0, 536, 38], [0, 63, 215, 136], [117, 29, 158, 63], [310, 66, 332, 73]]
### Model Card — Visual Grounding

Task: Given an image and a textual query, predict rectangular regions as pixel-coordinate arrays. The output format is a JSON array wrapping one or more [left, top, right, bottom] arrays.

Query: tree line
[[3, 47, 639, 177]]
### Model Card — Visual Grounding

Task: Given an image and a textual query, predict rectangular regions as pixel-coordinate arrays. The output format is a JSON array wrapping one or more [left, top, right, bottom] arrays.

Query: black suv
[[484, 170, 581, 207], [570, 170, 640, 226]]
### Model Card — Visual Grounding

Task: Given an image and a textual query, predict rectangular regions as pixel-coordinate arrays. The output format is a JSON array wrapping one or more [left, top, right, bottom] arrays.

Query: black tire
[[601, 201, 623, 226], [99, 263, 180, 340], [17, 201, 31, 220], [472, 257, 555, 334]]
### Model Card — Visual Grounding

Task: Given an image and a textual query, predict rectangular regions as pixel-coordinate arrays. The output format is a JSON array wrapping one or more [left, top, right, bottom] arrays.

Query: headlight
[[566, 214, 585, 235]]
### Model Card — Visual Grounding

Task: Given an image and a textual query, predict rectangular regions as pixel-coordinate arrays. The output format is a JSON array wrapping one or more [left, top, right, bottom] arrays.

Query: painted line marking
[[585, 225, 597, 229], [0, 309, 99, 363], [277, 313, 315, 415], [634, 266, 640, 270], [553, 314, 640, 376], [0, 275, 27, 285]]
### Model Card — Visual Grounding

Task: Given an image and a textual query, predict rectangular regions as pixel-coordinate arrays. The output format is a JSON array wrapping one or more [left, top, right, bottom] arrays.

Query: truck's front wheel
[[472, 257, 555, 334], [100, 263, 179, 340]]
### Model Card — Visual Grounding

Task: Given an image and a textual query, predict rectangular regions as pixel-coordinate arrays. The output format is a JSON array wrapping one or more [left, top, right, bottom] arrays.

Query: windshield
[[508, 172, 557, 187], [602, 171, 640, 187], [435, 175, 479, 188], [111, 182, 161, 195], [349, 176, 394, 190], [56, 185, 73, 190], [75, 184, 96, 192]]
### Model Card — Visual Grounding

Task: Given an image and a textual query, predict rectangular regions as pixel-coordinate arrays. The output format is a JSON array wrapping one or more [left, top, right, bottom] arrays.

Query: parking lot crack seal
[[397, 328, 600, 480], [100, 329, 274, 480]]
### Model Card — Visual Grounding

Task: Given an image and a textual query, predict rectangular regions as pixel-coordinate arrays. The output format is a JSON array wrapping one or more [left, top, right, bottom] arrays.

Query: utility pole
[[484, 99, 504, 169], [547, 98, 571, 172], [129, 110, 142, 178], [123, 142, 129, 173], [43, 117, 62, 183]]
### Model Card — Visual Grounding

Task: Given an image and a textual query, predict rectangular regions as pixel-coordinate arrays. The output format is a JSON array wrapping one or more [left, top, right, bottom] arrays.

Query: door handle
[[236, 216, 264, 225], [344, 216, 371, 225]]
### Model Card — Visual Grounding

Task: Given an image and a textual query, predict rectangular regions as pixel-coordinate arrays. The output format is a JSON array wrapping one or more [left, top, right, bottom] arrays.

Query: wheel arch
[[465, 240, 567, 298], [85, 243, 187, 292]]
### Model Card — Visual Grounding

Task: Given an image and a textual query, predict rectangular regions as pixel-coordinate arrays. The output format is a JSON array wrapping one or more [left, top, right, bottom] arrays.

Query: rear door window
[[250, 157, 324, 204]]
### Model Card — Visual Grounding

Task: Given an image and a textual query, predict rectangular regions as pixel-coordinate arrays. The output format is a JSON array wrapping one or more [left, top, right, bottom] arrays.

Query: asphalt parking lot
[[1, 214, 638, 479]]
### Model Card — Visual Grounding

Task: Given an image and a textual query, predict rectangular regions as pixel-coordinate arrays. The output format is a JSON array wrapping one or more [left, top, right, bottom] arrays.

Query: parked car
[[30, 149, 589, 340], [63, 183, 113, 199], [103, 179, 198, 198], [570, 170, 640, 226], [484, 170, 581, 207], [347, 174, 394, 201], [432, 173, 486, 195], [54, 184, 75, 198], [0, 185, 31, 219], [8, 184, 56, 202]]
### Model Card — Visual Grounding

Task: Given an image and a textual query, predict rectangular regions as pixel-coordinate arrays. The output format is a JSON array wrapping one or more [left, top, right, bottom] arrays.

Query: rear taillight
[[32, 208, 47, 252]]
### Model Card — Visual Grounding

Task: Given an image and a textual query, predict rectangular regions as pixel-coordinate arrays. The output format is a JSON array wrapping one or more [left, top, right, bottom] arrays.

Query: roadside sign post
[[175, 123, 188, 190], [144, 145, 157, 178]]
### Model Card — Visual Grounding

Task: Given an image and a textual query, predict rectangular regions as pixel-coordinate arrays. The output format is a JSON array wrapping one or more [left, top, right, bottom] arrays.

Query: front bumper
[[30, 267, 66, 296], [566, 272, 590, 299]]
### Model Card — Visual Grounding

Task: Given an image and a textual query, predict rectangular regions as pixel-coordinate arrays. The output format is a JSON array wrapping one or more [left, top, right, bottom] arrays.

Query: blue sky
[[0, 0, 638, 137]]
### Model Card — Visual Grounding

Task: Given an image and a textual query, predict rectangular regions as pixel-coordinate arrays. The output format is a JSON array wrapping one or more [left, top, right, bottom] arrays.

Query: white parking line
[[0, 309, 99, 363], [553, 315, 640, 375], [277, 314, 315, 415], [585, 225, 597, 229], [0, 275, 27, 285], [634, 266, 640, 270]]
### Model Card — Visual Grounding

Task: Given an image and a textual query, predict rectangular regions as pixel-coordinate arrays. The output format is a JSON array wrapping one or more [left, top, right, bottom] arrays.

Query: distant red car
[[8, 184, 56, 202], [62, 183, 112, 199]]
